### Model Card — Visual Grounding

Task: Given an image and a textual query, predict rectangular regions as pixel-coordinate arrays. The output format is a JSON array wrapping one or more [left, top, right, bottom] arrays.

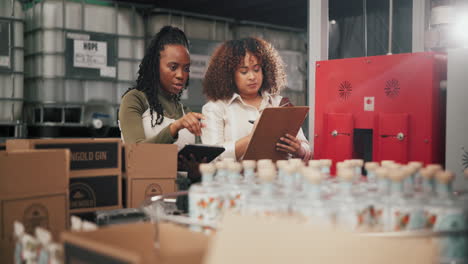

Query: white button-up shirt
[[201, 92, 311, 160]]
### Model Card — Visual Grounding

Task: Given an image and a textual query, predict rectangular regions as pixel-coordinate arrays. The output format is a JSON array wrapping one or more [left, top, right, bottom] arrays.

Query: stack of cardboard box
[[7, 138, 122, 214], [0, 149, 70, 264]]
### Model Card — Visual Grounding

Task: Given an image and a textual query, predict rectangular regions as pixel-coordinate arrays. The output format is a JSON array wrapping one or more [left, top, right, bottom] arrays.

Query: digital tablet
[[178, 144, 225, 164]]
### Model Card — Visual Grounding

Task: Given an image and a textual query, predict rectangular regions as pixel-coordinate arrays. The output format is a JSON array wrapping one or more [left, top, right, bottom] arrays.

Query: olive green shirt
[[119, 89, 191, 144]]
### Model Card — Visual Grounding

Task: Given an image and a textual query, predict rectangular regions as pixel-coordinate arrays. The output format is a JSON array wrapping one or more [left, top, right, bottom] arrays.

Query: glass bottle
[[276, 160, 289, 186], [244, 167, 288, 216], [388, 168, 426, 231], [335, 168, 371, 231], [364, 161, 379, 192], [242, 160, 257, 184], [292, 167, 332, 227], [371, 167, 390, 231], [214, 160, 228, 183], [319, 159, 332, 180], [408, 161, 423, 192], [224, 162, 245, 213], [189, 163, 223, 231], [429, 170, 468, 263]]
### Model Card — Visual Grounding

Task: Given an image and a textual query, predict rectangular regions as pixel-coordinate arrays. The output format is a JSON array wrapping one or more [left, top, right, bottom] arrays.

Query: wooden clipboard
[[243, 106, 309, 161]]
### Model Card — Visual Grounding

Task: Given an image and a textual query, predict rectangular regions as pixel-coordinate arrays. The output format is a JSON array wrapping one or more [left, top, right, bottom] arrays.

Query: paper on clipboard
[[243, 106, 309, 161]]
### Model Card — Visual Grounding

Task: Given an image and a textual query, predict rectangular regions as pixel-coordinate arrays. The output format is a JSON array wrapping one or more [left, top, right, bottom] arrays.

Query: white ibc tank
[[24, 0, 145, 128], [0, 0, 24, 124]]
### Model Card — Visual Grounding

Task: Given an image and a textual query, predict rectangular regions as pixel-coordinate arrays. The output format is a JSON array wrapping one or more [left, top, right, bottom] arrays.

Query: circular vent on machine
[[338, 81, 352, 100], [384, 78, 401, 98]]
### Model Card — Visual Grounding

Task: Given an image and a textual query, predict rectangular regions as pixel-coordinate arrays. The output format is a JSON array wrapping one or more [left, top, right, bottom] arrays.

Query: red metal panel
[[375, 113, 409, 163], [324, 113, 354, 162], [314, 52, 446, 166]]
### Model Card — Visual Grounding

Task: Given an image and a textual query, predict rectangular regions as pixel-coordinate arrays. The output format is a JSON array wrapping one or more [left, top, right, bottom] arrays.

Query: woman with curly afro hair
[[201, 37, 312, 161]]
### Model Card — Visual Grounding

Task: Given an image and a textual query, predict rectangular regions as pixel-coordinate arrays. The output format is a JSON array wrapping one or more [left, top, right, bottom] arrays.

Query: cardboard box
[[123, 144, 177, 208], [6, 138, 122, 213], [0, 149, 70, 264], [204, 214, 437, 264], [61, 222, 210, 264]]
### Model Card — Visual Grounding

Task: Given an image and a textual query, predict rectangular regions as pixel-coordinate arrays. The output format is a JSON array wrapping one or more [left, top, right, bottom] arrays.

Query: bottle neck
[[202, 173, 214, 185], [436, 181, 452, 198], [422, 177, 434, 194], [244, 168, 255, 182], [377, 177, 388, 194], [390, 181, 404, 195], [227, 171, 240, 183]]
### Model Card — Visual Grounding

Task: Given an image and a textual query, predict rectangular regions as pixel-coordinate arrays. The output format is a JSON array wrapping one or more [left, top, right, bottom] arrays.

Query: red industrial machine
[[314, 52, 446, 169]]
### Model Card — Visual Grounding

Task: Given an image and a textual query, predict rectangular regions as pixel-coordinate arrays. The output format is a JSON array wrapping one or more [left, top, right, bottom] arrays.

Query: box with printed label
[[0, 149, 70, 264], [123, 144, 177, 208], [6, 138, 123, 213]]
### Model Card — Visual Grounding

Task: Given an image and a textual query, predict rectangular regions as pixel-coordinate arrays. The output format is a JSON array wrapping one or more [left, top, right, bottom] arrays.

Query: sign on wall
[[66, 31, 117, 79]]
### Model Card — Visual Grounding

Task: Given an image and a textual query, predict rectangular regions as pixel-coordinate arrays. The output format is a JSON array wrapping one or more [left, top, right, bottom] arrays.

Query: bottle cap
[[308, 160, 321, 168], [338, 168, 354, 181], [319, 159, 332, 166], [402, 165, 416, 176], [435, 170, 454, 184], [381, 160, 395, 167], [303, 168, 322, 184], [276, 160, 288, 169], [408, 161, 423, 170], [388, 170, 406, 182], [258, 168, 276, 182], [375, 167, 388, 178], [426, 164, 443, 174], [200, 163, 216, 174], [352, 159, 364, 167], [364, 162, 379, 170], [227, 162, 242, 173], [419, 168, 434, 179], [242, 160, 256, 169], [283, 164, 296, 175], [215, 160, 226, 170], [258, 159, 273, 166]]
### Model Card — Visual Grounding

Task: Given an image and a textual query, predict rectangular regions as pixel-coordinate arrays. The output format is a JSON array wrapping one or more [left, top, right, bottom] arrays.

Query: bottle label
[[390, 205, 426, 231], [189, 192, 224, 224]]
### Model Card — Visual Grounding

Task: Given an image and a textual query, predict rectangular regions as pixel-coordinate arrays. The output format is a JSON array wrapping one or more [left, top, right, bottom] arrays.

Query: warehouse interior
[[1, 0, 468, 263]]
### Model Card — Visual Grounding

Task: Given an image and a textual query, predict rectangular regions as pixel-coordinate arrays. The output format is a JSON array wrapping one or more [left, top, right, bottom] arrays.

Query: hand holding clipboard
[[243, 106, 309, 161]]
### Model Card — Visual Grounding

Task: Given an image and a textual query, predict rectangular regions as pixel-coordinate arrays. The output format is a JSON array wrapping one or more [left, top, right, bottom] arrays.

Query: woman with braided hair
[[119, 26, 206, 182], [201, 37, 312, 161], [119, 25, 204, 146]]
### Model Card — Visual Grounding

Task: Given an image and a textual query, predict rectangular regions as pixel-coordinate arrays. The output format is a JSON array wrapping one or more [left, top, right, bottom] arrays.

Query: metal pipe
[[364, 0, 368, 56], [388, 0, 393, 55]]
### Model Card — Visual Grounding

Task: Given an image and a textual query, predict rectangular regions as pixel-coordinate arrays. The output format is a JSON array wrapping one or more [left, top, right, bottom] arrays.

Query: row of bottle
[[13, 216, 97, 264], [188, 158, 467, 261]]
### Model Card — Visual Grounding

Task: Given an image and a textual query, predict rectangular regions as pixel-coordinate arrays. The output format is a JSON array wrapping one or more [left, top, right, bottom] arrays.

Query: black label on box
[[70, 176, 118, 209], [0, 144, 5, 151], [35, 143, 118, 170], [64, 243, 130, 264]]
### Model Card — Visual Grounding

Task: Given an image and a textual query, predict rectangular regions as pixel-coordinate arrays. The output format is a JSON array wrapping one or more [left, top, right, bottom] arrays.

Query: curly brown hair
[[203, 37, 286, 101]]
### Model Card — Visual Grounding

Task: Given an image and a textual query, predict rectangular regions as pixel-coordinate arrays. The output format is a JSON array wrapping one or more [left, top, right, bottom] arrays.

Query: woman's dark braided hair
[[123, 26, 189, 127]]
